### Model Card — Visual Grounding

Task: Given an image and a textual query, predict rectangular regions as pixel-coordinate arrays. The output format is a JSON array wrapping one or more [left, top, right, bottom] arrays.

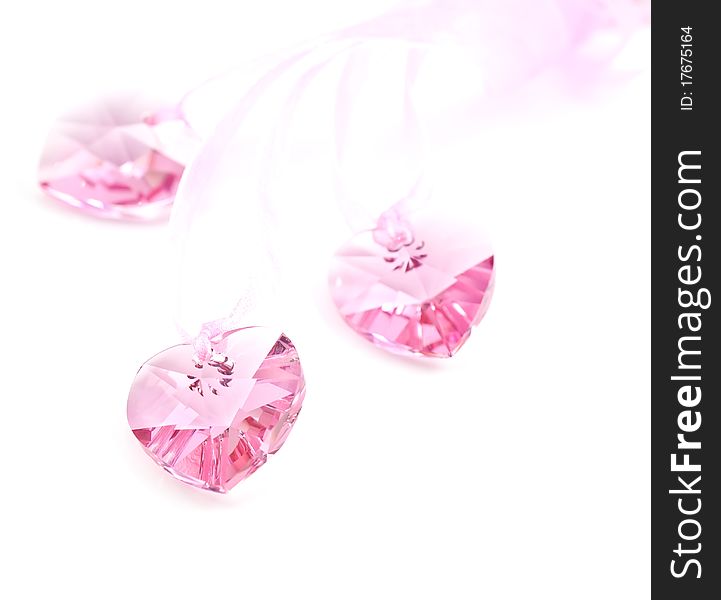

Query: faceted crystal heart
[[38, 96, 198, 220], [329, 215, 494, 357], [127, 327, 305, 493]]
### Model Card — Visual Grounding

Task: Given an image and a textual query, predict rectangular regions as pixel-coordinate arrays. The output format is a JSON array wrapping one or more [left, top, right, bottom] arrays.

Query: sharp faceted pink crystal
[[329, 214, 494, 358], [38, 96, 196, 220], [127, 327, 305, 493]]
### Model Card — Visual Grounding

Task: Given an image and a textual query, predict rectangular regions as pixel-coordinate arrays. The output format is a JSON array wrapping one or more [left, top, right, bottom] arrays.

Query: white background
[[0, 2, 649, 598]]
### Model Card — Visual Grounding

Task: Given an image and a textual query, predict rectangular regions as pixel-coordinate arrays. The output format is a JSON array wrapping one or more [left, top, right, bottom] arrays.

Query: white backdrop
[[0, 1, 649, 598]]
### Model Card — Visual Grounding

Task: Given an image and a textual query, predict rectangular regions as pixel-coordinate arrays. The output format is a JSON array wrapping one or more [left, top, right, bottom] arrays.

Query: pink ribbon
[[171, 0, 649, 345]]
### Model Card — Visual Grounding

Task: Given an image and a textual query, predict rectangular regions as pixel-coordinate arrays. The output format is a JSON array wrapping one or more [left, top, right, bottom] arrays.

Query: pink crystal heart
[[329, 215, 494, 358], [38, 96, 197, 221], [127, 327, 305, 493]]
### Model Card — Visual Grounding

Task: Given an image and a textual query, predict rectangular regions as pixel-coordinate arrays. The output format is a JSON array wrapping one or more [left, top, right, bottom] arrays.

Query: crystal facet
[[127, 327, 305, 493], [329, 215, 494, 358], [38, 97, 197, 220]]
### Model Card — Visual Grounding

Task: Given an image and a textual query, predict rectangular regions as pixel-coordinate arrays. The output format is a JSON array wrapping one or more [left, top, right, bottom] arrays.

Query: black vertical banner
[[652, 3, 720, 599]]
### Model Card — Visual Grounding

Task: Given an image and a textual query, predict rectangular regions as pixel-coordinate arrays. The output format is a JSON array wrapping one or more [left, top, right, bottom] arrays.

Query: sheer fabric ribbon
[[170, 0, 649, 342]]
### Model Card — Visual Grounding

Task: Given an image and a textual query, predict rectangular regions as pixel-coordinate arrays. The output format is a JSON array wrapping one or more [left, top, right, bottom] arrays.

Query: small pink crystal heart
[[127, 327, 305, 493], [329, 215, 494, 358], [38, 96, 197, 220]]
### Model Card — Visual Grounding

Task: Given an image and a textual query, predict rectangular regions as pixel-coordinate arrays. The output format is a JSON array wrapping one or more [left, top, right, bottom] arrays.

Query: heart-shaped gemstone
[[127, 327, 305, 493], [329, 215, 494, 357], [38, 96, 198, 221]]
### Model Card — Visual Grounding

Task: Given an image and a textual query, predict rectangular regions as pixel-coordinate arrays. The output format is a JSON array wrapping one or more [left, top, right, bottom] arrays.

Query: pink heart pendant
[[38, 96, 197, 221], [127, 327, 305, 493], [329, 213, 494, 358]]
